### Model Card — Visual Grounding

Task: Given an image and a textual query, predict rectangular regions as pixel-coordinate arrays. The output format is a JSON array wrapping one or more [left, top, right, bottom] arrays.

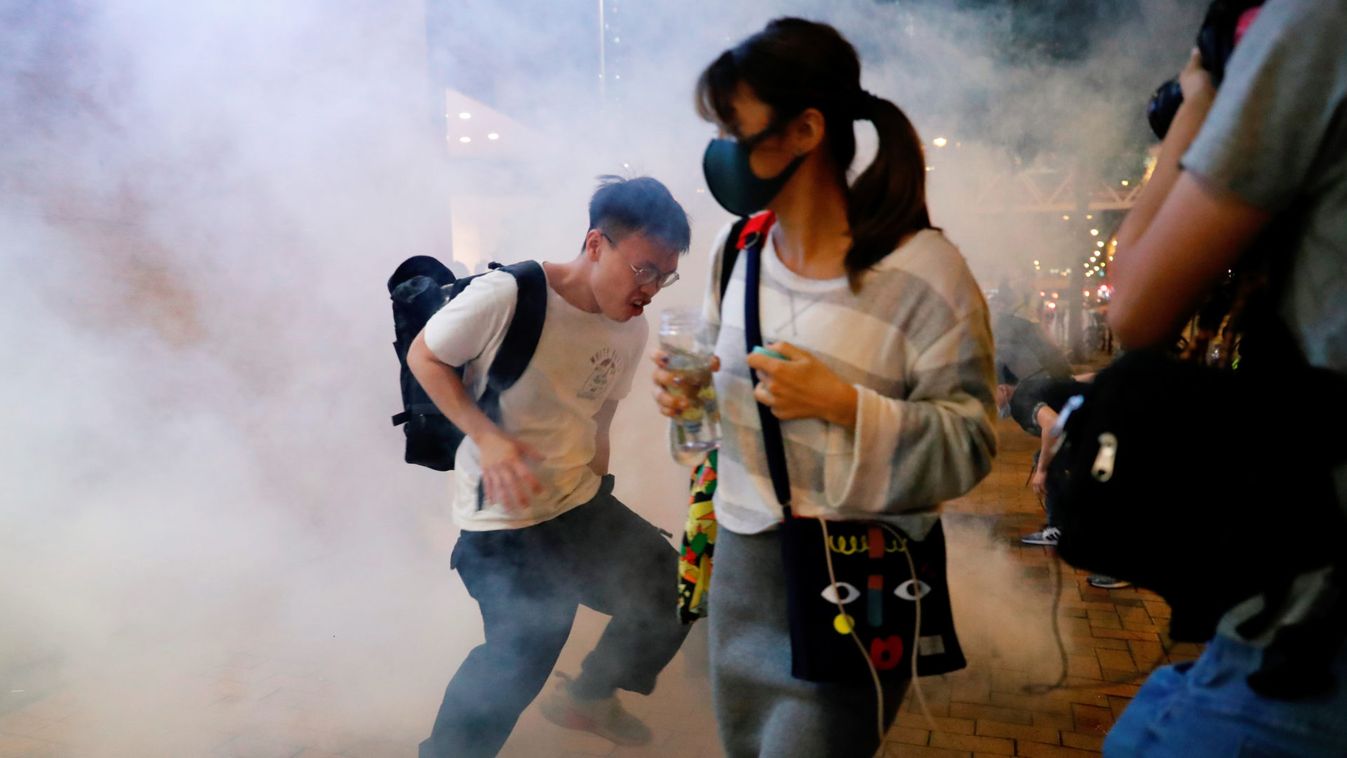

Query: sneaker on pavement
[[538, 674, 652, 747], [1088, 574, 1132, 589], [1021, 526, 1061, 546]]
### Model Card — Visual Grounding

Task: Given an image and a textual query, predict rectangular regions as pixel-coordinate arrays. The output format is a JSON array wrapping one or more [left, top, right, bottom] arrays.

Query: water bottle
[[660, 308, 721, 458]]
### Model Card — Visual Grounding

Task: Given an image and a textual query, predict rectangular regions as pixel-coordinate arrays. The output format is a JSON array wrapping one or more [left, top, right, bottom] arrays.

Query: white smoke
[[1, 0, 1200, 754]]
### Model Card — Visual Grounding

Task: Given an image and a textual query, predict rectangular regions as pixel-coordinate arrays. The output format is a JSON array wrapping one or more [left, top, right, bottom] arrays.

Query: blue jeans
[[1104, 634, 1347, 757]]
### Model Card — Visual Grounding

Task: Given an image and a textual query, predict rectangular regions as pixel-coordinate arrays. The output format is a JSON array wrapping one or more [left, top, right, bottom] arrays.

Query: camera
[[1146, 0, 1263, 140]]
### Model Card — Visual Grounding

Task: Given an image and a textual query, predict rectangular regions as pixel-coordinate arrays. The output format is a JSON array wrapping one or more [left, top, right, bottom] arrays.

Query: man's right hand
[[1033, 407, 1060, 498], [477, 429, 543, 510], [1031, 465, 1049, 499]]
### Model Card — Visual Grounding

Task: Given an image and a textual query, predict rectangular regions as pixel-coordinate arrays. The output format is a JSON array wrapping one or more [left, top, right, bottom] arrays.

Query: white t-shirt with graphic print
[[421, 268, 647, 531]]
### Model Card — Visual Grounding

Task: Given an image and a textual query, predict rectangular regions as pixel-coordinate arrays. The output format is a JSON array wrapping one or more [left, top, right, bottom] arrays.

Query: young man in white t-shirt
[[408, 177, 692, 758]]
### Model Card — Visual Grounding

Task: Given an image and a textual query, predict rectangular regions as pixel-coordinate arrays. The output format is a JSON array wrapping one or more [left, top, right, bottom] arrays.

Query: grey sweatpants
[[709, 527, 910, 758]]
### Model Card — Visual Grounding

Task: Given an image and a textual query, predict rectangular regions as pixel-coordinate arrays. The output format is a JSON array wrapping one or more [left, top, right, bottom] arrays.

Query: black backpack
[[388, 256, 547, 471]]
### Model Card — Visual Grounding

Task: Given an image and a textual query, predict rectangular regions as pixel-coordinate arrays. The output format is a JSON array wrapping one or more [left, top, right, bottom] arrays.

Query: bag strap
[[738, 213, 794, 517], [469, 260, 548, 511], [479, 260, 548, 424]]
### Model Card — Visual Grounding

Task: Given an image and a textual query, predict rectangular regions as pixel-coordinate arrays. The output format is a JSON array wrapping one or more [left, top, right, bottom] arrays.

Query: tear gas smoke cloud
[[1, 0, 1198, 753]]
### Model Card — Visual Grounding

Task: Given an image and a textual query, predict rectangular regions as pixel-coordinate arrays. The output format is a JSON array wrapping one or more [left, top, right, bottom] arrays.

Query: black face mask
[[702, 123, 806, 217]]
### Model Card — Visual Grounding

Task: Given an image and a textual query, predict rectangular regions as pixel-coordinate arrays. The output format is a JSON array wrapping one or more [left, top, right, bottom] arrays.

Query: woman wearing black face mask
[[652, 18, 997, 758]]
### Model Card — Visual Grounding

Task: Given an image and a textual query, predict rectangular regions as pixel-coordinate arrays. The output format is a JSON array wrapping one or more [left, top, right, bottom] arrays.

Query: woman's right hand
[[650, 349, 720, 418]]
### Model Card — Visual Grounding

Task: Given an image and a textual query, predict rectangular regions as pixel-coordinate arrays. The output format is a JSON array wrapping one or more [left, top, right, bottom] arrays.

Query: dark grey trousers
[[710, 527, 910, 758], [420, 476, 689, 758]]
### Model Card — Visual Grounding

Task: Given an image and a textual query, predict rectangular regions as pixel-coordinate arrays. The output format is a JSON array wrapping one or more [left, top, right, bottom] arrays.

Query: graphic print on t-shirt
[[579, 347, 622, 400]]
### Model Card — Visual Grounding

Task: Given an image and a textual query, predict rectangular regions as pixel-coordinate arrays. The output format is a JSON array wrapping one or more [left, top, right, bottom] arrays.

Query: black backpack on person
[[388, 256, 547, 470], [1045, 258, 1347, 697]]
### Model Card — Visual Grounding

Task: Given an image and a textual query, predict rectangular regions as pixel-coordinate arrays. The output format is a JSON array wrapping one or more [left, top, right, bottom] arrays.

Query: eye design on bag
[[894, 579, 931, 601], [820, 582, 860, 605]]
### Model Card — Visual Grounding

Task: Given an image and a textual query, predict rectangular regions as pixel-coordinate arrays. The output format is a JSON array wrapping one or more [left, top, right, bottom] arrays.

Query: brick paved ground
[[870, 418, 1200, 758]]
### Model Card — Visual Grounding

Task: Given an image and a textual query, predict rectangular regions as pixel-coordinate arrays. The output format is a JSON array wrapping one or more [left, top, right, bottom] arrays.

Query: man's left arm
[[1111, 2, 1342, 348]]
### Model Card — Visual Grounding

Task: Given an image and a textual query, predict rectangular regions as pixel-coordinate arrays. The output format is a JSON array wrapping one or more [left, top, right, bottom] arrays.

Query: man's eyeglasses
[[602, 232, 680, 288]]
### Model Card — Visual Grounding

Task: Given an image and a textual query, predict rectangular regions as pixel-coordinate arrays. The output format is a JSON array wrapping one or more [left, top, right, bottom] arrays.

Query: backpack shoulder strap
[[718, 217, 750, 308], [483, 260, 548, 398]]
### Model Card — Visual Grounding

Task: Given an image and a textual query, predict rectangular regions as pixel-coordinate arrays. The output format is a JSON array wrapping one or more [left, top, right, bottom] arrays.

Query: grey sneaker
[[538, 674, 653, 746], [1021, 526, 1061, 546]]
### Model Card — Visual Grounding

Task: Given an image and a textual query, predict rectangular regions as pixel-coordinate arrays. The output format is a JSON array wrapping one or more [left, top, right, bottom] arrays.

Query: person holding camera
[[1106, 1, 1347, 754]]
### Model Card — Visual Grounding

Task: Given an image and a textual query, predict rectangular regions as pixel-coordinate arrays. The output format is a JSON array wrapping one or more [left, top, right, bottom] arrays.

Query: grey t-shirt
[[1182, 0, 1347, 643]]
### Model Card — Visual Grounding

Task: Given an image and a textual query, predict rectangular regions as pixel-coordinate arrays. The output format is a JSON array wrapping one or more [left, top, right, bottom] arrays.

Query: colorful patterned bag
[[676, 451, 718, 623]]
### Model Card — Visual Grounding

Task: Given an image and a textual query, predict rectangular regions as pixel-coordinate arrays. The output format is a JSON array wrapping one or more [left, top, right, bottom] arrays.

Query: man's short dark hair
[[588, 175, 692, 254]]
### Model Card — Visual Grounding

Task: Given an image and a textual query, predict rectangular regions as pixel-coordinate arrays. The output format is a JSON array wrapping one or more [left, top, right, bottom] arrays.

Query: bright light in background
[[1121, 179, 1130, 186], [459, 112, 471, 120], [452, 219, 485, 276], [487, 132, 500, 140], [1089, 228, 1099, 236], [1062, 215, 1070, 221], [458, 136, 471, 144], [932, 136, 948, 148]]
